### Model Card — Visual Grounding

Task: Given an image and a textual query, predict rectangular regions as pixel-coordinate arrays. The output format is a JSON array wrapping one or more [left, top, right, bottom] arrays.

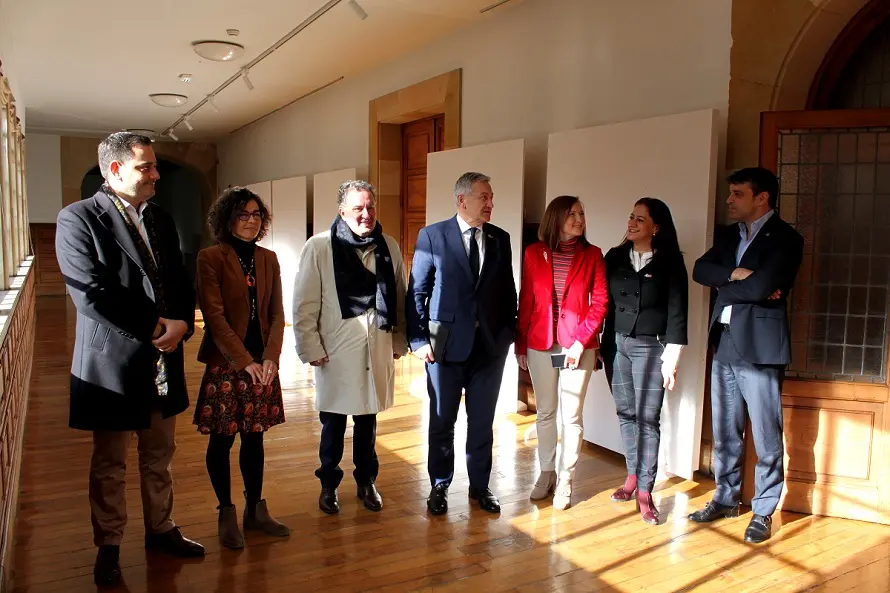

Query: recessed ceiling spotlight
[[149, 93, 188, 107], [226, 29, 240, 37], [192, 40, 245, 62], [179, 73, 193, 83], [348, 0, 368, 20]]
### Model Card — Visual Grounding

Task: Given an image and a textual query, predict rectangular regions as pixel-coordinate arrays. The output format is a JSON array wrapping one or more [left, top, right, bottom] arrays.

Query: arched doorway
[[80, 159, 207, 285], [751, 0, 890, 524]]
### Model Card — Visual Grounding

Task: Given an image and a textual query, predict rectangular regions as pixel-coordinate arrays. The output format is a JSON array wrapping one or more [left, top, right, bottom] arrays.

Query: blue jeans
[[711, 329, 784, 516]]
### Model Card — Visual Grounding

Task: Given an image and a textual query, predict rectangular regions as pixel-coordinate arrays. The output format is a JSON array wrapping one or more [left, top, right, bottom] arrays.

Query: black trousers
[[316, 412, 378, 489]]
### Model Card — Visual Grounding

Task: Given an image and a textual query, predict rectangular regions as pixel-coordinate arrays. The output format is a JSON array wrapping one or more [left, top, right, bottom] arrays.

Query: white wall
[[546, 109, 720, 482], [246, 181, 273, 249], [426, 140, 525, 415], [313, 168, 357, 235], [25, 134, 62, 223], [270, 176, 307, 324], [218, 0, 731, 222]]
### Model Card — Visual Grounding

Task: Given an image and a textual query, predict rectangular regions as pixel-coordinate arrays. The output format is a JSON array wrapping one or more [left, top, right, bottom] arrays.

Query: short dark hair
[[727, 167, 779, 208], [206, 186, 271, 243], [538, 195, 590, 252], [98, 132, 153, 180]]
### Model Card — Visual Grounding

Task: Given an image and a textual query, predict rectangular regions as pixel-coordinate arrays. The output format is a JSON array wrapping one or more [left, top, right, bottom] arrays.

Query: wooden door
[[401, 115, 444, 273], [748, 108, 890, 523], [29, 223, 65, 296]]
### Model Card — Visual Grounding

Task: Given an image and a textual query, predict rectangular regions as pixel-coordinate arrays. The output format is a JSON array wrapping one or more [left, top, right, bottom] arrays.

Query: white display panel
[[426, 139, 525, 415], [270, 176, 307, 325], [312, 168, 358, 236], [546, 109, 719, 481]]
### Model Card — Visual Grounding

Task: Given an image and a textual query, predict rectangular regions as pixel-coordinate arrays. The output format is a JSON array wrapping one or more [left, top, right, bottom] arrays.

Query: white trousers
[[527, 345, 595, 481]]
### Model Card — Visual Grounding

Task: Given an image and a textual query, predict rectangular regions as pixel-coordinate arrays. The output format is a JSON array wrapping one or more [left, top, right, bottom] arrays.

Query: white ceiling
[[9, 0, 517, 141]]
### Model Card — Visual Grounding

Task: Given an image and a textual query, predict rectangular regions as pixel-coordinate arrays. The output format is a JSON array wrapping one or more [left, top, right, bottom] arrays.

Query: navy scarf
[[330, 215, 396, 331]]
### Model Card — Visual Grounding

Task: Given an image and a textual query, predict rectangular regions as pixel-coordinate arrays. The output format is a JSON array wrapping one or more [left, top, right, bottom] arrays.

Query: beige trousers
[[89, 411, 177, 546], [527, 345, 596, 481]]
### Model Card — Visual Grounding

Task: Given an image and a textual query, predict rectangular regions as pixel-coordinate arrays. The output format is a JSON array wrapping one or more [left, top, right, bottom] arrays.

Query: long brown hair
[[538, 195, 590, 252]]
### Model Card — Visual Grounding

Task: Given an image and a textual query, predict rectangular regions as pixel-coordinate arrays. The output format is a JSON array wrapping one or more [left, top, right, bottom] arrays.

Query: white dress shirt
[[629, 248, 683, 366], [719, 209, 776, 324], [456, 214, 485, 272], [115, 196, 155, 263]]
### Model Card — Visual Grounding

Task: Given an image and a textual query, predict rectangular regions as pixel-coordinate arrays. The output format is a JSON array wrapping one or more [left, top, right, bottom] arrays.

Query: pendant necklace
[[236, 253, 258, 319]]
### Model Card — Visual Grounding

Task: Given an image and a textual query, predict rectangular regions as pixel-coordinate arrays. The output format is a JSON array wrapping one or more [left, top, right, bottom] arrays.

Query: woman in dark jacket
[[602, 197, 688, 525], [194, 187, 289, 549]]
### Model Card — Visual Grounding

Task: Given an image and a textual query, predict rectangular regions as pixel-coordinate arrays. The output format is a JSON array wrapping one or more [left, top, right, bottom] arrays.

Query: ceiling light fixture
[[161, 0, 342, 137], [348, 0, 368, 20], [207, 95, 221, 113], [179, 73, 193, 83], [241, 68, 254, 91], [123, 128, 156, 137], [192, 40, 245, 62], [183, 117, 194, 131], [149, 93, 188, 107], [167, 130, 179, 141]]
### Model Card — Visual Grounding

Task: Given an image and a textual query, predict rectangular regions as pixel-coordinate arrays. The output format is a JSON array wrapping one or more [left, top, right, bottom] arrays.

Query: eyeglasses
[[238, 211, 263, 222]]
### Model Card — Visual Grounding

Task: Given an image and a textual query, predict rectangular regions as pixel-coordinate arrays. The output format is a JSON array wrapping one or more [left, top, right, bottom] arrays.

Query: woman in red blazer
[[516, 195, 608, 510]]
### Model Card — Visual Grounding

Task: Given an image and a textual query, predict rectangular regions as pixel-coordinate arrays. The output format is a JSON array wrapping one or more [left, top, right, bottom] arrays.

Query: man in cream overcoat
[[293, 180, 408, 514]]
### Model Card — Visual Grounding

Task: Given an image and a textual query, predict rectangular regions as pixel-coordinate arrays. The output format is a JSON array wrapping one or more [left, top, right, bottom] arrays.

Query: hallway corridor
[[7, 297, 890, 592]]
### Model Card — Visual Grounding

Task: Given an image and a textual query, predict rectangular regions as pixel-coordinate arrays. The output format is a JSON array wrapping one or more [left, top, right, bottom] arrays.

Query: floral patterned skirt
[[193, 363, 285, 435]]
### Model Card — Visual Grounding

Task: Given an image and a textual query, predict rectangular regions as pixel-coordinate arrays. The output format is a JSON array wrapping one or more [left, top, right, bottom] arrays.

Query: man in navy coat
[[407, 171, 517, 515]]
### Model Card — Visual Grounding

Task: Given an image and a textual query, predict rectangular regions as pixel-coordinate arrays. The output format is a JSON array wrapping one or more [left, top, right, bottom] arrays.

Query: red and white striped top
[[551, 238, 577, 332]]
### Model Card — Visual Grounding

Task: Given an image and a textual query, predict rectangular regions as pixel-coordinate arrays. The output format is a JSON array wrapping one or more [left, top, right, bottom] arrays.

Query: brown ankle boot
[[218, 505, 245, 549], [243, 499, 290, 537]]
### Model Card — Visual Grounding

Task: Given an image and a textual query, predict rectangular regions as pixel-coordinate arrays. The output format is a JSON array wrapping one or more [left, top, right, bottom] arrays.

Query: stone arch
[[806, 0, 890, 108], [727, 0, 876, 170], [79, 158, 208, 284], [770, 0, 874, 111]]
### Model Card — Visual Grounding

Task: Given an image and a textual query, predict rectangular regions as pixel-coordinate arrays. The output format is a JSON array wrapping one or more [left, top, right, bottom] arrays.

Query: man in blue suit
[[407, 171, 517, 515]]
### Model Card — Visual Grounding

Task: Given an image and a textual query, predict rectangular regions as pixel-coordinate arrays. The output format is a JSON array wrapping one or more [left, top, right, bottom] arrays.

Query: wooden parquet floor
[[9, 296, 890, 592]]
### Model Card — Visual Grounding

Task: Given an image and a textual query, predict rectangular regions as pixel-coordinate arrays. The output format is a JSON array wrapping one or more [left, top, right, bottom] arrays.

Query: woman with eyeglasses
[[194, 186, 289, 549]]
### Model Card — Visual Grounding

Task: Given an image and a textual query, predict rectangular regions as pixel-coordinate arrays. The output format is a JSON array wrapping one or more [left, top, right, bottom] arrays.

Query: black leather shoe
[[744, 514, 772, 543], [144, 527, 205, 558], [319, 487, 339, 514], [687, 500, 740, 523], [94, 544, 121, 587], [427, 484, 448, 515], [357, 483, 383, 511], [468, 487, 501, 513]]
